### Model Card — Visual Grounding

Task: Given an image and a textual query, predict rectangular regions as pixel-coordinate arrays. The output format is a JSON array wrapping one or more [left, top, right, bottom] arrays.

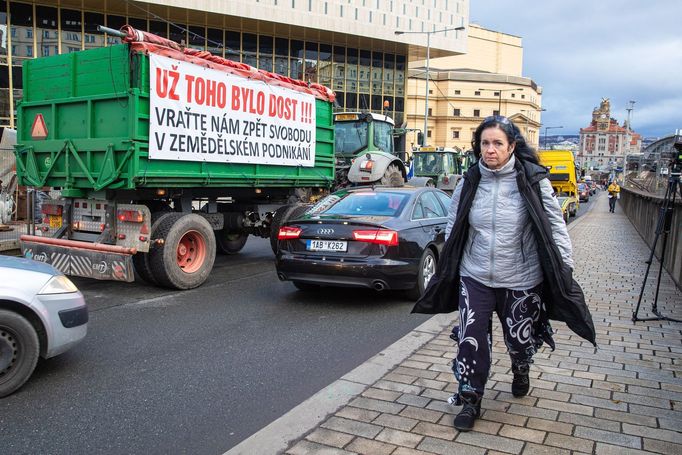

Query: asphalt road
[[0, 237, 431, 455]]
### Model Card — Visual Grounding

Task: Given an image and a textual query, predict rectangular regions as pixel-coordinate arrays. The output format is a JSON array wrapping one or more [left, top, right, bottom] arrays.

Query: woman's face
[[480, 126, 515, 170]]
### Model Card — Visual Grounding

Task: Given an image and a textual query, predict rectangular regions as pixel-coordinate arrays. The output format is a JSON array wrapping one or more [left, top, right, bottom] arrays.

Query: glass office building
[[0, 1, 467, 130]]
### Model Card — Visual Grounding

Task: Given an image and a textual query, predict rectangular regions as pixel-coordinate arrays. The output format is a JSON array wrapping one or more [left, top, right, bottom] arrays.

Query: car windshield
[[335, 121, 369, 156], [322, 191, 410, 216], [579, 183, 588, 190], [413, 153, 442, 174]]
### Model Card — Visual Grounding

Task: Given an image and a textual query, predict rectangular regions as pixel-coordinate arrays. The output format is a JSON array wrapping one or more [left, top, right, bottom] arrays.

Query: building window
[[493, 91, 500, 96], [493, 110, 499, 116], [452, 130, 460, 139], [474, 91, 480, 96], [454, 90, 460, 95], [473, 109, 480, 117], [511, 93, 516, 98], [453, 108, 460, 116], [521, 95, 525, 99], [427, 130, 432, 138], [428, 108, 432, 116]]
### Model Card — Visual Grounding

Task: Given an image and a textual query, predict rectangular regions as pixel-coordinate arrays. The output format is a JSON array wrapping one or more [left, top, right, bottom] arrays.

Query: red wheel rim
[[176, 230, 206, 273]]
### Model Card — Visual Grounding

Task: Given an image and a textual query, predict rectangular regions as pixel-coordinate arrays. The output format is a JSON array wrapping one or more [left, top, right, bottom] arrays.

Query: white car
[[0, 256, 88, 397]]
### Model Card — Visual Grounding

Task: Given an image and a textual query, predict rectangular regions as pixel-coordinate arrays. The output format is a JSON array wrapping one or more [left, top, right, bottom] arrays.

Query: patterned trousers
[[453, 276, 544, 396]]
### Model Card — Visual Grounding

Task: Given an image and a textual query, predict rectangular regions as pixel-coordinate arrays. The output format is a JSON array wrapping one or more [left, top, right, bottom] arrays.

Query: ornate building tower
[[578, 98, 641, 172]]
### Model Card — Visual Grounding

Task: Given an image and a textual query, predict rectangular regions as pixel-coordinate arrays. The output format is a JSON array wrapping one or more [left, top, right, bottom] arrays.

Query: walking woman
[[413, 116, 596, 432]]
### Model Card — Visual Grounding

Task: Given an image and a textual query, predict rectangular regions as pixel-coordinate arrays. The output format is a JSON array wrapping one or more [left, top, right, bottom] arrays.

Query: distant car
[[557, 195, 579, 223], [0, 256, 88, 397], [275, 186, 451, 299], [578, 183, 590, 202]]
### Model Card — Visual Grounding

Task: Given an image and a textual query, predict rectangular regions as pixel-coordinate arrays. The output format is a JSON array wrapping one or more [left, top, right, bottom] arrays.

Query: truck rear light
[[117, 233, 126, 240], [278, 226, 302, 240], [100, 224, 106, 232], [352, 229, 399, 246], [41, 204, 62, 216], [139, 236, 148, 242], [117, 209, 144, 223]]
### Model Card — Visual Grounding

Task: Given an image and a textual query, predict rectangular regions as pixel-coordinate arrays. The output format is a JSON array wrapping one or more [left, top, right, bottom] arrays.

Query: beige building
[[0, 0, 469, 130], [406, 24, 543, 150]]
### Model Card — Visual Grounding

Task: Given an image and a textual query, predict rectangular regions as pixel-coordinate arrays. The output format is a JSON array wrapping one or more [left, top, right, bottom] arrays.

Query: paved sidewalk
[[229, 192, 682, 455]]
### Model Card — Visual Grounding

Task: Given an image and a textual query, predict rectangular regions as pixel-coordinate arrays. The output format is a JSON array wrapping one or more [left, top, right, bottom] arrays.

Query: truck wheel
[[216, 231, 248, 254], [0, 309, 40, 398], [406, 248, 437, 300], [149, 213, 216, 289], [133, 212, 176, 285], [269, 204, 310, 254], [381, 164, 405, 187]]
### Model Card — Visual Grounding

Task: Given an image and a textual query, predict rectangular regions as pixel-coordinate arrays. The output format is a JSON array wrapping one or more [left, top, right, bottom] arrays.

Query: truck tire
[[0, 309, 40, 398], [149, 213, 216, 289], [380, 164, 405, 187], [269, 204, 310, 254], [216, 231, 248, 254], [133, 212, 177, 285]]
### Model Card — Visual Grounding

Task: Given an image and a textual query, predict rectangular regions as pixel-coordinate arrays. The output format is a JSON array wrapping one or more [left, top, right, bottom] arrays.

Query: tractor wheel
[[380, 164, 405, 187], [216, 230, 248, 255], [148, 213, 216, 289]]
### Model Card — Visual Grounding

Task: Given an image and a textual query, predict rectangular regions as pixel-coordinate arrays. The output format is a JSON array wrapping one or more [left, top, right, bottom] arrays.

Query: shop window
[[84, 12, 105, 49], [371, 51, 382, 93], [259, 35, 274, 72], [61, 9, 82, 53], [0, 11, 7, 64], [168, 23, 187, 47], [346, 92, 357, 109], [106, 15, 125, 45], [242, 33, 257, 67], [358, 49, 370, 93], [371, 94, 382, 111], [128, 17, 146, 32], [332, 45, 345, 91], [188, 25, 205, 50], [304, 42, 318, 83], [290, 39, 303, 80], [395, 55, 405, 96], [274, 37, 288, 76], [347, 48, 359, 93], [318, 43, 332, 88], [149, 20, 167, 38], [225, 31, 241, 62], [358, 93, 369, 110], [383, 53, 394, 95], [207, 28, 223, 56]]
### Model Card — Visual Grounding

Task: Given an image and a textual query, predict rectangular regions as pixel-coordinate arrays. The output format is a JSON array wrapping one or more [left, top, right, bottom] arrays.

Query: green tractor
[[333, 112, 410, 189], [408, 146, 474, 193]]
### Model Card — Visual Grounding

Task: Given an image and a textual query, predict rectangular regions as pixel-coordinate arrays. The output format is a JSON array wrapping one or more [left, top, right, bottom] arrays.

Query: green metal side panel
[[15, 44, 335, 195]]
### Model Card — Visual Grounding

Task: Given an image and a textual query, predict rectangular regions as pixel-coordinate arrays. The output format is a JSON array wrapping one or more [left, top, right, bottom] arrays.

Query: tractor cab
[[408, 146, 473, 193]]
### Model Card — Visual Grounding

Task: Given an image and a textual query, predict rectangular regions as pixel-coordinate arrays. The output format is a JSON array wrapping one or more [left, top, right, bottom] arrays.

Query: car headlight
[[39, 275, 79, 294]]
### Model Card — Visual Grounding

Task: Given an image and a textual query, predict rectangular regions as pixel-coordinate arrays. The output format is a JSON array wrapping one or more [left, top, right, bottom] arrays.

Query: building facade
[[0, 0, 469, 129], [405, 24, 543, 150], [578, 98, 642, 172]]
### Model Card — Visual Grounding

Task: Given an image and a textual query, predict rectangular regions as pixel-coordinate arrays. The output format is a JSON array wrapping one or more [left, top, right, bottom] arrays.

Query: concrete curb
[[224, 313, 457, 455]]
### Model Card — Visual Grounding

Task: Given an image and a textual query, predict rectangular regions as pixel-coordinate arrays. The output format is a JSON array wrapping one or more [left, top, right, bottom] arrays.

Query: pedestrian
[[607, 179, 620, 213], [412, 115, 596, 432]]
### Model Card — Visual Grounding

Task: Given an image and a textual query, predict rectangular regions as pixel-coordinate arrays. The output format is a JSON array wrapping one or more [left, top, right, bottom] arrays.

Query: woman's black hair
[[471, 115, 540, 165]]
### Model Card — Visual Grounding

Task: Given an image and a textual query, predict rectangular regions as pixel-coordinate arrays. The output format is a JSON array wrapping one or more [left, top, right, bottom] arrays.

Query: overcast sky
[[469, 0, 681, 139]]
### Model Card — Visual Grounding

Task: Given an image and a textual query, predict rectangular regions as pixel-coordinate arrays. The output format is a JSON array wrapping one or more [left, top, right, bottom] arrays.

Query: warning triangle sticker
[[31, 113, 48, 140]]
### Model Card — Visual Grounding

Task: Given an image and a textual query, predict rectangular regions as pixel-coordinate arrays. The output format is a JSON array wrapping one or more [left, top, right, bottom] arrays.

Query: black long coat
[[412, 159, 597, 347]]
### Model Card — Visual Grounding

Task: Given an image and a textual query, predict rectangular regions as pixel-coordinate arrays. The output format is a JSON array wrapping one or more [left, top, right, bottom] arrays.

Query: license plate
[[49, 215, 62, 229], [306, 239, 347, 252]]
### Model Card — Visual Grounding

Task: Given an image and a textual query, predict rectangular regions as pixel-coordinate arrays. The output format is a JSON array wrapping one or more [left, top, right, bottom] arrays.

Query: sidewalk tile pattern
[[286, 194, 682, 454]]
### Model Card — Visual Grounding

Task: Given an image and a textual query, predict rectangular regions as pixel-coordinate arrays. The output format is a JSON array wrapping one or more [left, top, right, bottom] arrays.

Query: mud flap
[[21, 241, 134, 282]]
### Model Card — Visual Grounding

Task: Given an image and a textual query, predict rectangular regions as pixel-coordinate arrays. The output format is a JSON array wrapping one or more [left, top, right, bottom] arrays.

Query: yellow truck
[[539, 150, 579, 221]]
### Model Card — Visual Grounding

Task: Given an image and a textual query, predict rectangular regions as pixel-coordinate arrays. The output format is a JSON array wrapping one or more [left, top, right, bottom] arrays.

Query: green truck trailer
[[14, 28, 335, 289]]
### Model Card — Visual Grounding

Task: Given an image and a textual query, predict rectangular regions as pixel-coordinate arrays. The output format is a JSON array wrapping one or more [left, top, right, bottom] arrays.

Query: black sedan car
[[275, 186, 451, 299]]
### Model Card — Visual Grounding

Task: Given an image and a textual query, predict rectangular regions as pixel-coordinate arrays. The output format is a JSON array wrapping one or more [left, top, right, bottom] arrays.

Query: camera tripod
[[632, 171, 681, 323]]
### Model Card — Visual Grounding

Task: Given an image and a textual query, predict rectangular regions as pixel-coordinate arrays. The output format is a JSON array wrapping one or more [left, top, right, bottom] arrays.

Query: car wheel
[[0, 309, 40, 398], [407, 248, 437, 300], [292, 281, 320, 291], [380, 164, 405, 187]]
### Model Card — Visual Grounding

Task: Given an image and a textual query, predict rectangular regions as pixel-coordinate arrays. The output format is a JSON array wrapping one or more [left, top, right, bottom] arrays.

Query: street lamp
[[479, 87, 523, 115], [543, 126, 563, 149], [395, 25, 465, 146]]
